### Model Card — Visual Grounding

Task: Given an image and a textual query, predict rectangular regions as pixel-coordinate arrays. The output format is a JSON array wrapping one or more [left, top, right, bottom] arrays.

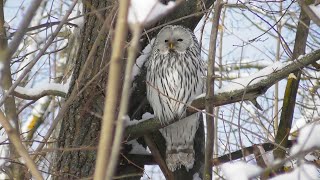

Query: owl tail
[[159, 113, 200, 172]]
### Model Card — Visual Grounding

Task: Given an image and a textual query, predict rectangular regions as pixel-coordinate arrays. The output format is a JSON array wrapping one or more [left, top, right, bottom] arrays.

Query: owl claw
[[166, 153, 180, 171], [166, 150, 195, 172], [178, 151, 195, 171]]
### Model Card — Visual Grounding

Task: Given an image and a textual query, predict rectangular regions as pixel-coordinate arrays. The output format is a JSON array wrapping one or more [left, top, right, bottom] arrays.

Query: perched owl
[[146, 25, 205, 171]]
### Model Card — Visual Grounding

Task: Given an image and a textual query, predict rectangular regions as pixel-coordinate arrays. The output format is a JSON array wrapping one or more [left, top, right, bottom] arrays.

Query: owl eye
[[164, 40, 168, 42], [177, 39, 183, 42]]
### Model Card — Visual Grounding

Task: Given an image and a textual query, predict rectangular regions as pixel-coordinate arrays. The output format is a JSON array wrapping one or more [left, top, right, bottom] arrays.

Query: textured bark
[[54, 0, 115, 178], [54, 0, 215, 179]]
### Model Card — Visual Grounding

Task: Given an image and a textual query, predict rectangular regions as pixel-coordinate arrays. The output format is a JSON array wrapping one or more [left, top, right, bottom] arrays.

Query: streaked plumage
[[146, 25, 205, 171]]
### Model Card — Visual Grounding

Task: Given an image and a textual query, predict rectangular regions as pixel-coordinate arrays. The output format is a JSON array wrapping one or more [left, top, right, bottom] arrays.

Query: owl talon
[[178, 151, 195, 171], [166, 153, 180, 171]]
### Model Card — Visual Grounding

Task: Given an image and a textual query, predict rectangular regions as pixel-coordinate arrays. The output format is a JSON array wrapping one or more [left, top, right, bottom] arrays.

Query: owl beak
[[169, 42, 174, 49]]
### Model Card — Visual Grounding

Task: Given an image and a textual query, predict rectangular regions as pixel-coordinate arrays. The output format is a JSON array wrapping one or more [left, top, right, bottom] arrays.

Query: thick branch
[[125, 49, 320, 140]]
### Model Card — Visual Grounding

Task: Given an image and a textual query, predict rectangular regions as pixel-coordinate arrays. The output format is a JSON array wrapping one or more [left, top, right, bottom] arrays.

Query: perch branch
[[144, 134, 174, 180]]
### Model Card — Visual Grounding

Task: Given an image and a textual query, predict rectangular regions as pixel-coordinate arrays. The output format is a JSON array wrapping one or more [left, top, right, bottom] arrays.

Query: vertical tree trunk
[[54, 0, 116, 178]]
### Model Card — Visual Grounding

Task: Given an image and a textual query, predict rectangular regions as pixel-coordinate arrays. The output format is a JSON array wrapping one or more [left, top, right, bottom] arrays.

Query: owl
[[146, 25, 205, 171]]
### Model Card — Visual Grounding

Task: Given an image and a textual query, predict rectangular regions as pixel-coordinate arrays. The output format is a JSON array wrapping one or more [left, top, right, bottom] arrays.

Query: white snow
[[128, 0, 176, 25], [289, 117, 308, 140], [142, 112, 155, 120], [15, 83, 69, 97], [270, 164, 318, 180], [221, 161, 262, 180], [124, 112, 155, 127], [0, 62, 3, 81], [131, 39, 154, 80], [126, 139, 151, 155], [309, 4, 320, 20], [217, 61, 287, 93], [193, 173, 202, 180], [70, 2, 84, 29], [194, 61, 289, 99], [290, 122, 320, 155]]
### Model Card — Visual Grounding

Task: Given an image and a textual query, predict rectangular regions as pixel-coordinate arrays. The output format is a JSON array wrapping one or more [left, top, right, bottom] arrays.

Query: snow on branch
[[125, 48, 320, 140], [128, 0, 177, 25], [13, 83, 68, 100]]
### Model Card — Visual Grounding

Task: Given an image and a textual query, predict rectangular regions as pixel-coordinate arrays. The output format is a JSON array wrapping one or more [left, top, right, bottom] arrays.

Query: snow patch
[[15, 83, 69, 97], [270, 164, 318, 180], [221, 161, 262, 180], [124, 112, 155, 127], [0, 62, 3, 80], [126, 139, 151, 155], [128, 0, 176, 24], [289, 117, 308, 140], [193, 173, 202, 180], [217, 61, 287, 93], [131, 39, 154, 80], [290, 122, 320, 155]]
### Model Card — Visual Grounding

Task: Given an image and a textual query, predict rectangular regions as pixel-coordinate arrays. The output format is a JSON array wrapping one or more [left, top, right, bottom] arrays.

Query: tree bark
[[54, 0, 116, 178]]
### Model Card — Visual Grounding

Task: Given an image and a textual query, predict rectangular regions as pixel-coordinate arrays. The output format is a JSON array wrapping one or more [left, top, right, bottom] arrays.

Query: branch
[[204, 1, 223, 179], [0, 0, 78, 107], [299, 1, 320, 26], [94, 1, 129, 179], [212, 140, 294, 167], [273, 4, 310, 171], [125, 49, 320, 140], [122, 140, 295, 167], [144, 134, 174, 180], [0, 111, 43, 179], [13, 84, 68, 100]]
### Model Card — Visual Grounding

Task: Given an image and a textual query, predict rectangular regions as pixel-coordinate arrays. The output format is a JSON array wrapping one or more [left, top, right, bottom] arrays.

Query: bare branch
[[0, 111, 43, 179], [0, 0, 78, 107], [298, 0, 320, 26]]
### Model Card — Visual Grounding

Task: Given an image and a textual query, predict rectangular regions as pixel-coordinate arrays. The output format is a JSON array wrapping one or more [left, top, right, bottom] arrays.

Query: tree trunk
[[54, 0, 116, 178]]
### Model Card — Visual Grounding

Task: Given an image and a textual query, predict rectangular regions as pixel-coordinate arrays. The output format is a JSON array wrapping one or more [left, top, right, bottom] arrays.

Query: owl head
[[154, 25, 197, 54]]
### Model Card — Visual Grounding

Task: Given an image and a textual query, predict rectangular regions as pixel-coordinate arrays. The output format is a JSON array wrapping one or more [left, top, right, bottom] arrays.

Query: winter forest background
[[0, 0, 319, 179]]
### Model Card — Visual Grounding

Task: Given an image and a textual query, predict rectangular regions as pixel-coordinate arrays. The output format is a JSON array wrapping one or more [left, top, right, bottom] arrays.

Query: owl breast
[[146, 50, 204, 124]]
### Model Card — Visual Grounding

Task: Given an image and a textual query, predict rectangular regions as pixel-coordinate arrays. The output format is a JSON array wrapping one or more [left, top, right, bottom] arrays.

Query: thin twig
[[0, 111, 43, 179], [0, 0, 79, 107]]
